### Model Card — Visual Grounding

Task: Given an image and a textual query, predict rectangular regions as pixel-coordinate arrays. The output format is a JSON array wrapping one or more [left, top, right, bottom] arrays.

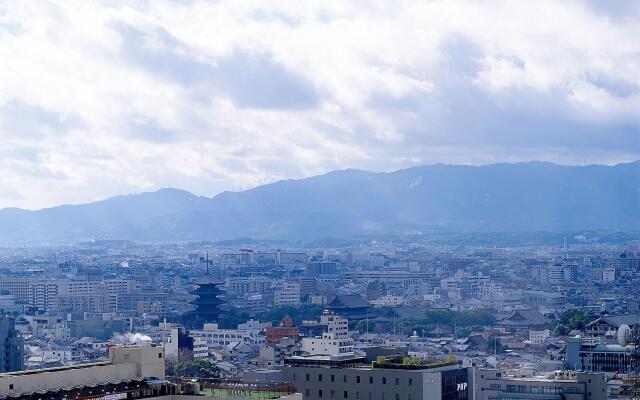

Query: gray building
[[0, 315, 23, 372], [523, 291, 566, 309], [566, 336, 634, 373], [474, 368, 606, 400], [66, 317, 127, 341], [283, 354, 472, 400]]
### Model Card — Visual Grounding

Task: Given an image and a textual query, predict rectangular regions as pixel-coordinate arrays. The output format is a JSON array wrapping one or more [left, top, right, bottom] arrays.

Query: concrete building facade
[[474, 369, 606, 400], [284, 357, 472, 400]]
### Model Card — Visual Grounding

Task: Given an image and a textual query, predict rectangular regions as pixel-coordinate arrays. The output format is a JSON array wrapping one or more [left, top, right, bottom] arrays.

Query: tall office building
[[0, 315, 23, 372]]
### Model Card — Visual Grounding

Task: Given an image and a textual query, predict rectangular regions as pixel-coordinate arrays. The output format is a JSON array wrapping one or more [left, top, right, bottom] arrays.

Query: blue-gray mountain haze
[[1, 162, 639, 244]]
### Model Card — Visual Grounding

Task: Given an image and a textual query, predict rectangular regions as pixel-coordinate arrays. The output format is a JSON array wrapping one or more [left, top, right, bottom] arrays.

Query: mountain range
[[1, 161, 640, 244]]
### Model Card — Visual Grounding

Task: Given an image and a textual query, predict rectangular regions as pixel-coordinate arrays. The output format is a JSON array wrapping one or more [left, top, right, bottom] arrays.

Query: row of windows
[[505, 385, 564, 394], [199, 333, 244, 338], [304, 374, 412, 386], [304, 389, 410, 400]]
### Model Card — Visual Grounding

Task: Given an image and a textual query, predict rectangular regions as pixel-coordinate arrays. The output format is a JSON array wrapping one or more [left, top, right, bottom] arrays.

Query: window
[[306, 374, 310, 382], [344, 391, 349, 398], [332, 375, 336, 383], [395, 378, 399, 385], [383, 377, 387, 384], [319, 390, 323, 398], [369, 377, 374, 384], [9, 384, 13, 390], [489, 384, 501, 390], [357, 392, 360, 399], [395, 394, 399, 400], [306, 389, 311, 398], [357, 376, 361, 383], [331, 390, 335, 399], [158, 352, 163, 358], [319, 374, 323, 382], [408, 379, 412, 386], [344, 375, 347, 383]]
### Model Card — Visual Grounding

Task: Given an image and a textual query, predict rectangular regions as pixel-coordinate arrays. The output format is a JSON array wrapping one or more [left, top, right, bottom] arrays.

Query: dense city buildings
[[0, 240, 638, 398], [2, 1, 638, 398]]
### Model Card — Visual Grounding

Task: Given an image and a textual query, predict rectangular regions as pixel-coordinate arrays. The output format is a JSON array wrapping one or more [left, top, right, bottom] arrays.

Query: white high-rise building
[[29, 282, 58, 312], [301, 332, 354, 356], [302, 313, 352, 356], [320, 311, 348, 338]]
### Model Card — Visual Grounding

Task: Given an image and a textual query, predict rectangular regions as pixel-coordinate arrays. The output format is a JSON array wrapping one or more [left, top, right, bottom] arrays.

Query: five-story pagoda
[[190, 255, 225, 323]]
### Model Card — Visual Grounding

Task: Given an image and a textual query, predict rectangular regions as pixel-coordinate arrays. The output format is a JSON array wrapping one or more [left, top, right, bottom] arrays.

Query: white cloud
[[0, 0, 639, 209]]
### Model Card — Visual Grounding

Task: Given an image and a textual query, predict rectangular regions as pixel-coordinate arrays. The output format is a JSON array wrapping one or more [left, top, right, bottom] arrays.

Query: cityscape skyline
[[1, 2, 640, 399]]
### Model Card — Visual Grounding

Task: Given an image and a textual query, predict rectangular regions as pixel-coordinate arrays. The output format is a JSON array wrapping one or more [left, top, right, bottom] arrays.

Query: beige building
[[0, 346, 165, 395], [0, 345, 300, 400]]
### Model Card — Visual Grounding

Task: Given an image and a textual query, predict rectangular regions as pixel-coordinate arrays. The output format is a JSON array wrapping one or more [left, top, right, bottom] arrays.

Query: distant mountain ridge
[[1, 161, 640, 244]]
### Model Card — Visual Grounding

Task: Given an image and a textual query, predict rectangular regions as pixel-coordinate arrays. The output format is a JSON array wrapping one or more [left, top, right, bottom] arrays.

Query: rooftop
[[0, 361, 112, 377]]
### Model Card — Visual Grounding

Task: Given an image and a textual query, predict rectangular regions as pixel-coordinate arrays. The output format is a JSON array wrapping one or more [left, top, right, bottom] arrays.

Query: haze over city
[[0, 3, 639, 400]]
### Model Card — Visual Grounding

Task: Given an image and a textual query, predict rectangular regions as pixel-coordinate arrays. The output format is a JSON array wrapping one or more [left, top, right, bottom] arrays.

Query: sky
[[1, 1, 639, 210]]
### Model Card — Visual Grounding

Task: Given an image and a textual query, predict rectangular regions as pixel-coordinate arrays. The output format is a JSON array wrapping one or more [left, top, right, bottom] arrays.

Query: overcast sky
[[1, 1, 639, 209]]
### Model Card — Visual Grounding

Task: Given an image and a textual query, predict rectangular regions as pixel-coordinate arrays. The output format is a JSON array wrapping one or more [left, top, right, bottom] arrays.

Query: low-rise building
[[474, 368, 606, 400], [0, 345, 165, 397], [566, 336, 634, 373], [284, 354, 472, 400]]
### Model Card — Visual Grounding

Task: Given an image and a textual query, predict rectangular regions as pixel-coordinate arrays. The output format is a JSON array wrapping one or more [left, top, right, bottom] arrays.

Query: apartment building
[[275, 282, 301, 307]]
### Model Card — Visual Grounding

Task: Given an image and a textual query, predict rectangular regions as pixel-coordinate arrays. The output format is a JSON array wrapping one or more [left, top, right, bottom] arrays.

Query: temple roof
[[194, 274, 223, 286], [327, 294, 371, 309]]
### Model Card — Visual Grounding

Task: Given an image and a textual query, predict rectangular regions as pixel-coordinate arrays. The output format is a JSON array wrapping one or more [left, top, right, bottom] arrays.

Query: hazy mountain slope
[[1, 162, 639, 243], [0, 188, 210, 242]]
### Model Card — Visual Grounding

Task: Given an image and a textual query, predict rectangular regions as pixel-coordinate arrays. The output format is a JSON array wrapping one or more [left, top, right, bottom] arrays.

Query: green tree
[[555, 324, 569, 336], [423, 310, 495, 327], [353, 319, 375, 333], [559, 310, 590, 331], [257, 304, 325, 325], [174, 359, 220, 378], [402, 356, 420, 365]]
